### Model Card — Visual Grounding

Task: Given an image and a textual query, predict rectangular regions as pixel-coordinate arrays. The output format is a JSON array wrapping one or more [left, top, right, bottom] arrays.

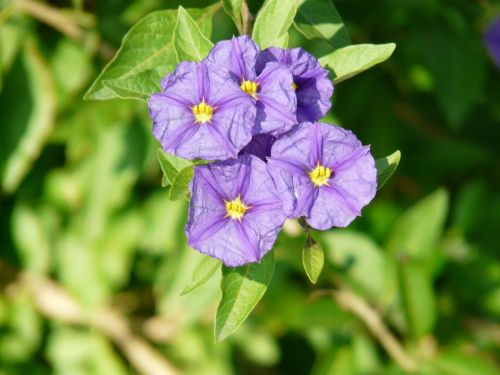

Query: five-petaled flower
[[257, 47, 333, 122], [267, 122, 377, 230], [207, 35, 297, 136], [149, 60, 255, 161], [186, 154, 286, 266]]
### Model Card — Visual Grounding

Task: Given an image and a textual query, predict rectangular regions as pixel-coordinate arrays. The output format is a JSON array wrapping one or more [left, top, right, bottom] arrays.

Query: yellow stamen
[[192, 99, 214, 123], [309, 162, 332, 187], [225, 195, 250, 221], [240, 80, 259, 98], [291, 82, 298, 90]]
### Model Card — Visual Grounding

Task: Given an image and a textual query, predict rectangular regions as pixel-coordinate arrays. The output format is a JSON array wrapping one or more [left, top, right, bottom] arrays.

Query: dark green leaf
[[294, 0, 350, 49], [215, 252, 275, 341], [252, 0, 297, 49], [302, 235, 324, 284], [319, 43, 396, 84], [169, 166, 194, 200], [375, 150, 401, 190], [181, 254, 222, 295]]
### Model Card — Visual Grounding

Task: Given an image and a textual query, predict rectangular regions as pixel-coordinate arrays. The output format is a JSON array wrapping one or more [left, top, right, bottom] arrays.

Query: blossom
[[239, 134, 275, 161], [207, 36, 297, 136], [186, 154, 286, 266], [267, 122, 377, 230], [485, 17, 500, 69], [149, 60, 255, 161], [257, 47, 333, 122]]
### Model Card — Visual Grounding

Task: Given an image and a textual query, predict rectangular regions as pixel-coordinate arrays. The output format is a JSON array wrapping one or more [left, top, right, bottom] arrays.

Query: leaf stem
[[241, 0, 253, 35]]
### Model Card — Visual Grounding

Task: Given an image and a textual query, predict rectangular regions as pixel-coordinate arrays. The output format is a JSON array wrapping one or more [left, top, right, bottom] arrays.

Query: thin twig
[[2, 269, 180, 375], [331, 288, 420, 373], [240, 0, 253, 35]]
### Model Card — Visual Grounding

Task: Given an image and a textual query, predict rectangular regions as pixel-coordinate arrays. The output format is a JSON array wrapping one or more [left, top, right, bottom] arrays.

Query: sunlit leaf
[[174, 6, 213, 62], [294, 0, 350, 49], [215, 252, 275, 341], [169, 166, 194, 200], [319, 43, 396, 84], [375, 150, 401, 190], [221, 0, 244, 34], [252, 0, 297, 49], [157, 149, 192, 186]]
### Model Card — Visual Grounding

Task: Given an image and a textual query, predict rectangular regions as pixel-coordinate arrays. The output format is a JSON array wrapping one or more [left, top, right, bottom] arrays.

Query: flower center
[[309, 162, 332, 187], [240, 80, 259, 98], [291, 82, 298, 90], [225, 195, 249, 221], [192, 100, 213, 123]]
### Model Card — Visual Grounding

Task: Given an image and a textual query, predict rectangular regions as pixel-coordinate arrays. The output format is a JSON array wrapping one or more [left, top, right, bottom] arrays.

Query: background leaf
[[294, 0, 350, 49], [319, 43, 396, 84], [252, 0, 297, 49], [221, 0, 244, 34], [215, 252, 275, 341]]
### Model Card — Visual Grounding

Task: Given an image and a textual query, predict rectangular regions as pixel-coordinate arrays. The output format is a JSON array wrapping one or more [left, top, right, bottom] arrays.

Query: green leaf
[[387, 188, 449, 260], [174, 6, 213, 62], [294, 0, 350, 49], [215, 252, 275, 341], [398, 259, 436, 338], [0, 40, 56, 193], [157, 148, 192, 186], [252, 0, 297, 49], [169, 166, 194, 200], [84, 6, 217, 101], [375, 150, 401, 190], [302, 235, 324, 284], [221, 0, 244, 34], [181, 253, 222, 295], [319, 43, 396, 84]]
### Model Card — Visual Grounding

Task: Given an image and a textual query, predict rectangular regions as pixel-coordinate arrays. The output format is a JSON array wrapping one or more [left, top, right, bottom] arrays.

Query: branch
[[2, 269, 180, 375], [331, 288, 420, 373]]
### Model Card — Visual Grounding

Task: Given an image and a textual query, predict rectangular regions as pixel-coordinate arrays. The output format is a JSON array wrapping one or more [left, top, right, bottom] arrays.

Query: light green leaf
[[181, 253, 222, 295], [398, 260, 435, 338], [319, 43, 396, 84], [294, 0, 350, 49], [221, 0, 244, 34], [1, 40, 56, 193], [169, 166, 194, 200], [252, 0, 297, 49], [174, 6, 213, 62], [387, 188, 449, 260], [302, 235, 324, 284], [215, 252, 275, 341], [84, 6, 217, 101], [375, 150, 401, 190], [157, 148, 192, 186]]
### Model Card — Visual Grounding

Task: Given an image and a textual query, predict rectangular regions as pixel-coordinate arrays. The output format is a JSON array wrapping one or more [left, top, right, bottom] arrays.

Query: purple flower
[[239, 134, 276, 161], [207, 36, 297, 136], [149, 60, 255, 161], [485, 17, 500, 69], [267, 122, 377, 230], [257, 47, 333, 122], [186, 154, 286, 266]]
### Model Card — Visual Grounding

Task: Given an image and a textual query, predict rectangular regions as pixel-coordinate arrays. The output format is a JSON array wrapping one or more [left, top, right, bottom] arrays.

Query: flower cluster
[[149, 36, 377, 267]]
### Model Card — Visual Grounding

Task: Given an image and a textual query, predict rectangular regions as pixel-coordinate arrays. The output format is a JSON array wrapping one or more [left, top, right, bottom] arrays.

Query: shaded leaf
[[169, 166, 194, 200], [174, 6, 213, 62], [319, 43, 396, 84], [302, 235, 324, 284], [221, 0, 244, 34], [294, 0, 350, 49], [84, 6, 217, 101], [215, 252, 275, 341], [181, 253, 222, 295], [157, 148, 192, 186], [375, 150, 401, 190], [252, 0, 297, 49]]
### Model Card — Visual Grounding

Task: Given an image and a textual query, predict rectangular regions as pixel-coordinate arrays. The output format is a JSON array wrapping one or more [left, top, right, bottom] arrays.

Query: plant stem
[[241, 0, 252, 35]]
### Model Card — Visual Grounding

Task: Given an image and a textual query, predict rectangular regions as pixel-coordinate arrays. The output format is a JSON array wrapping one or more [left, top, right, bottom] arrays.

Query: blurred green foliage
[[1, 0, 499, 374]]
